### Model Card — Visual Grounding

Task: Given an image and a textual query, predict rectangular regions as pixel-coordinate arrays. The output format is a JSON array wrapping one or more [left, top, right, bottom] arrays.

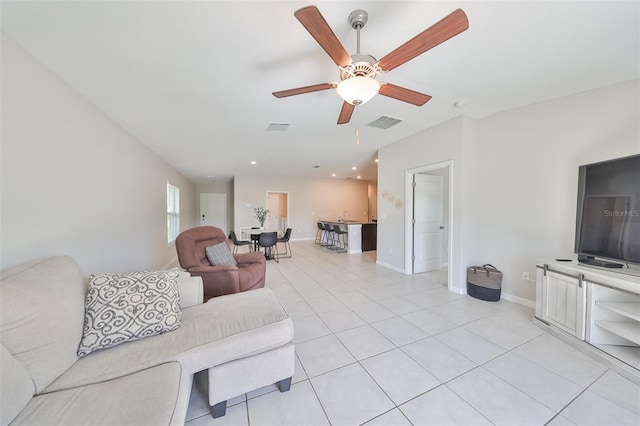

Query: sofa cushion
[[78, 268, 182, 357], [0, 256, 85, 393], [205, 242, 237, 266], [11, 362, 187, 426], [45, 288, 293, 392], [0, 342, 35, 425]]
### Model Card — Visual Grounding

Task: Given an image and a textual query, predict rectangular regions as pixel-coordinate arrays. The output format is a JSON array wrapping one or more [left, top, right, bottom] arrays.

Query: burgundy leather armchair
[[175, 226, 266, 301]]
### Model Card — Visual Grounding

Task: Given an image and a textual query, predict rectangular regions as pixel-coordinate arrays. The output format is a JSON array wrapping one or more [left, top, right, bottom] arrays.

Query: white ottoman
[[204, 289, 295, 418]]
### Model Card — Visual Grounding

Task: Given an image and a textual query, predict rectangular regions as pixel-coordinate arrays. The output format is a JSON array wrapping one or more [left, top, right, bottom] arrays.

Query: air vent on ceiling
[[267, 123, 290, 131], [368, 116, 402, 129]]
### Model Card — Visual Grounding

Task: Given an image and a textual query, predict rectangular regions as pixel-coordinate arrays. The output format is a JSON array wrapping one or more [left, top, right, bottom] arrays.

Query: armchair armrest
[[234, 251, 266, 266], [186, 265, 241, 300], [176, 271, 203, 308]]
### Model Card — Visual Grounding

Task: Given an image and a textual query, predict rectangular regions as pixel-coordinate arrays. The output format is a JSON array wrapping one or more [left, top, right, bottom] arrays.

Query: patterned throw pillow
[[205, 242, 237, 266], [77, 268, 182, 357]]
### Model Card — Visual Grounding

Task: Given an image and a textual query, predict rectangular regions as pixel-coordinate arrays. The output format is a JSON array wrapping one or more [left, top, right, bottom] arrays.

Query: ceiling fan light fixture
[[336, 76, 379, 105]]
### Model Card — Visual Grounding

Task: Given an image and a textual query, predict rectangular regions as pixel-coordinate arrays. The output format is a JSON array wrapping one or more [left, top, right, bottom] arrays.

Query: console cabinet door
[[539, 270, 586, 340]]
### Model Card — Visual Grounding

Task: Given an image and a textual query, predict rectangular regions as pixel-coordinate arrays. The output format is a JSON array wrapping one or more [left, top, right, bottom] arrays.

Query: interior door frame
[[404, 161, 453, 286], [266, 190, 290, 234]]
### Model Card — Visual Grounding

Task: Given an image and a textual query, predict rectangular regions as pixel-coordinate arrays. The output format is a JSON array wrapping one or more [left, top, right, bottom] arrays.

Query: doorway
[[266, 191, 289, 235], [405, 162, 452, 286]]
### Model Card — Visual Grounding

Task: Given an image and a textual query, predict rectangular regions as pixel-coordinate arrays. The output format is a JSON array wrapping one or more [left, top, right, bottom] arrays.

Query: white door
[[413, 174, 443, 273], [200, 193, 227, 233]]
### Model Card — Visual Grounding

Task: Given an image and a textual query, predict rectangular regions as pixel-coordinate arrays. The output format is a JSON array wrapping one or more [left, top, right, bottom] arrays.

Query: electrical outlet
[[522, 271, 530, 281]]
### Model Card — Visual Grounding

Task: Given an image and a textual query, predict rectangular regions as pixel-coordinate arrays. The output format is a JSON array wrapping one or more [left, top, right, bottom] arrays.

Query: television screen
[[575, 154, 640, 266]]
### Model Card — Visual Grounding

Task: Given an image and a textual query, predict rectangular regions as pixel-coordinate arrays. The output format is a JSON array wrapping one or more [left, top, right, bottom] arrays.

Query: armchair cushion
[[205, 242, 237, 266], [78, 268, 182, 357]]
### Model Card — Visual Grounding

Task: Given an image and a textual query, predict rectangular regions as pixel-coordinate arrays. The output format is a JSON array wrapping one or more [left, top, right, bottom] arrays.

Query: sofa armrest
[[176, 271, 203, 308]]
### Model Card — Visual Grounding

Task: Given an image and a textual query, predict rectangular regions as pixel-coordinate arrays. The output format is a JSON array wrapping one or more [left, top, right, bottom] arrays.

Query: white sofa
[[0, 256, 295, 425]]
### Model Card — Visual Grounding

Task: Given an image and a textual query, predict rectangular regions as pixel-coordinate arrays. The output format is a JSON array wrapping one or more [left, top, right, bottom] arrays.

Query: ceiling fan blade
[[378, 8, 469, 72], [272, 83, 335, 98], [379, 84, 432, 106], [337, 102, 355, 124], [294, 6, 352, 68]]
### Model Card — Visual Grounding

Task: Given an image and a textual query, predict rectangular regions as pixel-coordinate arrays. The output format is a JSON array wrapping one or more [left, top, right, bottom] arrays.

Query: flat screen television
[[575, 154, 640, 268]]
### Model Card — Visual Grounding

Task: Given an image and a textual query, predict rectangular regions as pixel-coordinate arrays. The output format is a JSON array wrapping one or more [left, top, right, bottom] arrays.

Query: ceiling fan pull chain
[[355, 108, 360, 145]]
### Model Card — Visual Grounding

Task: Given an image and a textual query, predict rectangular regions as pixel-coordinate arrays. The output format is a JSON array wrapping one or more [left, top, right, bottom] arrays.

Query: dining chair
[[258, 232, 279, 263], [277, 228, 292, 258], [229, 231, 252, 253]]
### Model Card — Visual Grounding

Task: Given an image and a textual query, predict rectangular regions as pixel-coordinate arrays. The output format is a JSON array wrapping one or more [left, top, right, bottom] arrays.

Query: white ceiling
[[2, 1, 638, 184]]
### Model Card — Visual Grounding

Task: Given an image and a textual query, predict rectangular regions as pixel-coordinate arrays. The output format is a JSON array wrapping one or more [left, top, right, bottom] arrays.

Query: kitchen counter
[[320, 220, 377, 253], [321, 220, 377, 225]]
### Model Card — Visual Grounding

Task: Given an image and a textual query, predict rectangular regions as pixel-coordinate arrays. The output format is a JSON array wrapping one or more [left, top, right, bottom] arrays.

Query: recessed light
[[374, 158, 379, 163], [332, 173, 336, 177], [207, 175, 216, 179], [357, 175, 361, 179], [251, 161, 257, 165], [351, 166, 357, 170]]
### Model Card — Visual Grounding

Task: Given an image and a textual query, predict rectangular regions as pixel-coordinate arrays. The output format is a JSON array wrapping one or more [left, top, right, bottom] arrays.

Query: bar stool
[[315, 222, 325, 245], [332, 224, 348, 253], [322, 222, 335, 249]]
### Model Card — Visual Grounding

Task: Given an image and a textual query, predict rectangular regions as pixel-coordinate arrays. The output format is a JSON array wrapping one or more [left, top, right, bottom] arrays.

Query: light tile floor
[[185, 240, 640, 426]]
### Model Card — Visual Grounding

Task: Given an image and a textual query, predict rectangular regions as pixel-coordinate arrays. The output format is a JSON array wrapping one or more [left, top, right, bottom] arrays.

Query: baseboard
[[450, 286, 466, 295], [501, 291, 535, 309], [375, 260, 408, 274]]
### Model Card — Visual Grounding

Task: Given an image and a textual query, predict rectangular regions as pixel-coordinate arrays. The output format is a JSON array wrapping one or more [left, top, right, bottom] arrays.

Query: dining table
[[245, 229, 279, 255]]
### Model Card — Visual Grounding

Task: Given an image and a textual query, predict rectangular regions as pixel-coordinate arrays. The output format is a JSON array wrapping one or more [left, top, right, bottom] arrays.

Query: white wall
[[378, 79, 640, 303], [1, 34, 197, 274], [467, 79, 640, 302], [233, 175, 370, 239], [377, 116, 471, 289]]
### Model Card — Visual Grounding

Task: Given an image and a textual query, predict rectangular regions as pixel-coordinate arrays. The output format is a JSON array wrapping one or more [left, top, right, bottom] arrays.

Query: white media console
[[535, 259, 639, 381]]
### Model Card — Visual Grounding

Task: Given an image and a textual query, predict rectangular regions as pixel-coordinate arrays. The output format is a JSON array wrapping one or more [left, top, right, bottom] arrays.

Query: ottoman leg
[[211, 400, 227, 418], [278, 377, 292, 392]]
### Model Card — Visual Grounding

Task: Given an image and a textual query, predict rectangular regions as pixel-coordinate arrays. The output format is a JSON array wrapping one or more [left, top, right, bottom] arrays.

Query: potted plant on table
[[254, 207, 270, 229]]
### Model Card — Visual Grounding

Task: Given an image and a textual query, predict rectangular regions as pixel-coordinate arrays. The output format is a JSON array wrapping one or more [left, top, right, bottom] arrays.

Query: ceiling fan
[[272, 5, 469, 124]]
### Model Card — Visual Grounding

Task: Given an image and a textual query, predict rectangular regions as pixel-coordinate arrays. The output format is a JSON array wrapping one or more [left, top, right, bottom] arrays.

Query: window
[[167, 182, 180, 243]]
